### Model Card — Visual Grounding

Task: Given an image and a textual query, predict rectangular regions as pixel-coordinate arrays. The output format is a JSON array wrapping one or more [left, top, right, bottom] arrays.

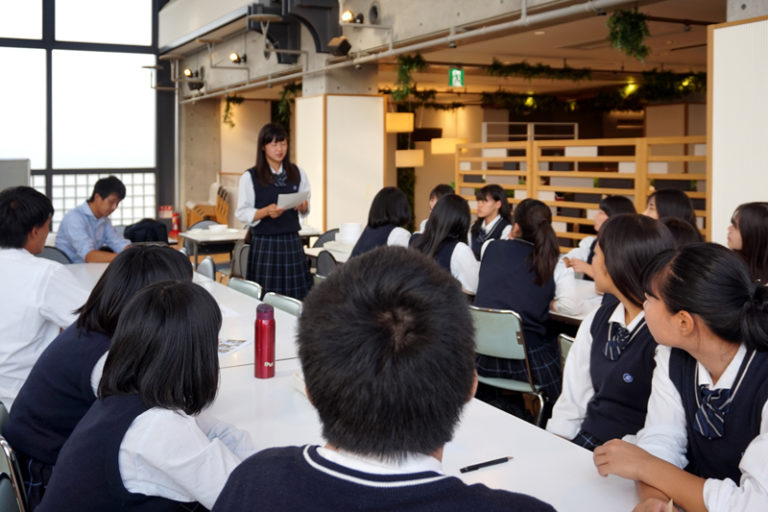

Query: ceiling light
[[183, 68, 192, 77], [431, 138, 466, 155], [386, 112, 414, 133], [341, 10, 354, 23], [395, 149, 424, 167], [229, 52, 246, 64]]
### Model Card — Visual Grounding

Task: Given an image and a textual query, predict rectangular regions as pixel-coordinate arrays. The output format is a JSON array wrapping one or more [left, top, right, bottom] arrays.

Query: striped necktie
[[693, 387, 731, 439], [603, 322, 631, 361]]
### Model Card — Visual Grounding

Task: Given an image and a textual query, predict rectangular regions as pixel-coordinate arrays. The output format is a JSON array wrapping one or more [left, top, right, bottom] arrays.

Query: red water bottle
[[255, 303, 275, 378]]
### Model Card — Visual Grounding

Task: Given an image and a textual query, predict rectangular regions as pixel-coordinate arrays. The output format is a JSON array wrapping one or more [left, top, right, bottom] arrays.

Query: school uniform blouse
[[546, 303, 647, 440], [235, 164, 311, 227], [448, 242, 480, 294], [636, 344, 768, 512]]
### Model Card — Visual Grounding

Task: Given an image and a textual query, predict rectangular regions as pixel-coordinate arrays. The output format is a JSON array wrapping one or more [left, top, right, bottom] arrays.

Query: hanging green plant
[[607, 9, 651, 62], [275, 81, 301, 135], [223, 95, 245, 128], [392, 54, 426, 102], [487, 59, 592, 81]]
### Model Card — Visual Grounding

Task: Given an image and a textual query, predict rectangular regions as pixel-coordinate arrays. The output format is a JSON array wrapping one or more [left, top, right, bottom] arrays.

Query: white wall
[[295, 96, 326, 230], [710, 17, 768, 244], [219, 100, 271, 174]]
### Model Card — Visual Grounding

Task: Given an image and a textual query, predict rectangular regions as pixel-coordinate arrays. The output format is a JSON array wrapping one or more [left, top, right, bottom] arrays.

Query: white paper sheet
[[277, 190, 309, 210]]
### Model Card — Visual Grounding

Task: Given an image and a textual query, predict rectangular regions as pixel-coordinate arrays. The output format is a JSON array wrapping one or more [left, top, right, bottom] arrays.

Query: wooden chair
[[262, 291, 302, 317], [558, 333, 575, 371], [470, 305, 547, 427], [228, 277, 263, 300]]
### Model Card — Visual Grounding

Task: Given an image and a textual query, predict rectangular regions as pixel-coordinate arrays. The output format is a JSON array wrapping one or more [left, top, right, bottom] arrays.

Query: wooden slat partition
[[456, 136, 708, 252]]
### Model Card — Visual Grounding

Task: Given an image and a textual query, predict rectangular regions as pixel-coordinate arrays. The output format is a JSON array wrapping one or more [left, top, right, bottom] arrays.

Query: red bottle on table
[[255, 303, 275, 378]]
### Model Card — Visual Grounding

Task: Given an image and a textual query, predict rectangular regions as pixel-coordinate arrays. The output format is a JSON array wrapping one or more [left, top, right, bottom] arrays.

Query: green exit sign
[[449, 68, 464, 87]]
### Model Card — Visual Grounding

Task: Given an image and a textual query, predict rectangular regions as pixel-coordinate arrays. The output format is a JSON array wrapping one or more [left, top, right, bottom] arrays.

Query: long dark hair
[[599, 195, 636, 217], [598, 214, 675, 307], [99, 281, 222, 415], [76, 245, 192, 336], [412, 195, 470, 258], [648, 189, 697, 228], [732, 202, 768, 283], [367, 187, 411, 228], [471, 184, 512, 238], [643, 243, 768, 351], [513, 199, 558, 286], [253, 123, 299, 186]]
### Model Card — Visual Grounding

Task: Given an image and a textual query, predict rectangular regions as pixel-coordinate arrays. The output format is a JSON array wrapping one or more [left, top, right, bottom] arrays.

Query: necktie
[[603, 322, 631, 361], [693, 386, 731, 440], [273, 169, 287, 187]]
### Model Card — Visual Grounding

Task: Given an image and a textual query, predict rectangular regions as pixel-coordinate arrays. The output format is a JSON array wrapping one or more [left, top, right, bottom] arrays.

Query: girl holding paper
[[236, 122, 312, 299]]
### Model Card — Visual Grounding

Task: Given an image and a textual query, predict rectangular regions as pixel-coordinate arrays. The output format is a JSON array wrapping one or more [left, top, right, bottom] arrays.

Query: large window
[[0, 1, 162, 230]]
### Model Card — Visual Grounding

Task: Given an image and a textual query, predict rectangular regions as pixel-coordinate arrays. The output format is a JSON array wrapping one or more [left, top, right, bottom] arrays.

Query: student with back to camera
[[727, 201, 768, 283], [4, 245, 192, 509], [213, 246, 555, 512], [474, 198, 562, 403], [37, 281, 255, 511], [547, 214, 675, 450], [410, 194, 480, 295], [350, 186, 411, 257], [468, 184, 513, 259], [417, 183, 454, 233], [594, 243, 768, 512]]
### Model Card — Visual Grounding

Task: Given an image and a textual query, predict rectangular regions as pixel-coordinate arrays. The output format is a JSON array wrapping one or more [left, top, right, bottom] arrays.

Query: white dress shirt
[[547, 303, 646, 440], [0, 248, 89, 409], [468, 215, 512, 246], [450, 242, 480, 295], [317, 446, 444, 476], [235, 164, 311, 227], [550, 236, 602, 316], [387, 226, 411, 248], [636, 344, 768, 512], [119, 407, 256, 509]]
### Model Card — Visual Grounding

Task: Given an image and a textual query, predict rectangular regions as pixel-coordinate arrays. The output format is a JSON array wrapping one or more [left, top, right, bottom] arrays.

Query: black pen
[[459, 456, 513, 473]]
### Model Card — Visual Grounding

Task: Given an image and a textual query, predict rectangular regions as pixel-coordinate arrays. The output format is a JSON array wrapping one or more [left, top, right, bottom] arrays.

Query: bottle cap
[[256, 303, 274, 320]]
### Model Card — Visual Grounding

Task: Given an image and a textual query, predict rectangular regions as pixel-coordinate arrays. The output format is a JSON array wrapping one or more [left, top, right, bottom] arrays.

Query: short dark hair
[[99, 281, 222, 415], [513, 198, 559, 286], [89, 176, 126, 202], [299, 246, 476, 460], [597, 214, 675, 307], [367, 187, 411, 228], [732, 202, 768, 283], [0, 186, 53, 248], [660, 216, 702, 248], [599, 195, 636, 217], [412, 194, 470, 258], [643, 243, 768, 351], [429, 184, 454, 201], [648, 189, 696, 228], [76, 245, 193, 336]]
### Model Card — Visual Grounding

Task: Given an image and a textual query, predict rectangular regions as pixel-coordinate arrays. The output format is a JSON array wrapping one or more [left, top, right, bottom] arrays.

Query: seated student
[[212, 247, 555, 512], [727, 201, 768, 283], [643, 188, 698, 231], [474, 198, 561, 402], [55, 175, 131, 263], [410, 195, 479, 294], [661, 216, 703, 248], [417, 183, 454, 233], [547, 214, 675, 451], [350, 186, 411, 257], [4, 244, 192, 509], [37, 281, 255, 511], [594, 243, 768, 512], [469, 184, 512, 259], [553, 195, 636, 316], [0, 186, 88, 409]]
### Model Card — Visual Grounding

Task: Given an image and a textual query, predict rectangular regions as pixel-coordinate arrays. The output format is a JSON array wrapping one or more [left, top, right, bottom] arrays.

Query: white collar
[[316, 446, 443, 475], [697, 343, 748, 390], [481, 214, 501, 233], [608, 302, 645, 331], [269, 163, 285, 175]]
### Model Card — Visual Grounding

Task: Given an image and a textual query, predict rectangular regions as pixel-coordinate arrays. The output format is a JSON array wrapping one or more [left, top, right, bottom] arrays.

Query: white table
[[208, 360, 636, 511], [178, 228, 246, 269]]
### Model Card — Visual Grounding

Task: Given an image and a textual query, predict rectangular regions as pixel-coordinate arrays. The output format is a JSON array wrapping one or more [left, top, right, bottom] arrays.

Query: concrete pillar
[[728, 0, 768, 21]]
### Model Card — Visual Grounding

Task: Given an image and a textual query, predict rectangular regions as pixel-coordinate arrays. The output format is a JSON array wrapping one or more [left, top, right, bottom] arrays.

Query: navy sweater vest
[[350, 224, 396, 257], [470, 218, 510, 259], [38, 395, 194, 512], [409, 234, 459, 274], [475, 239, 555, 351], [5, 324, 111, 465], [580, 303, 657, 443], [669, 348, 768, 482], [248, 167, 301, 235], [212, 445, 555, 512]]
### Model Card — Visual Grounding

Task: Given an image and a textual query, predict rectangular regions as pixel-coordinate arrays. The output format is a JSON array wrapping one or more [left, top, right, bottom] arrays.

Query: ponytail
[[741, 283, 768, 351], [513, 199, 558, 286]]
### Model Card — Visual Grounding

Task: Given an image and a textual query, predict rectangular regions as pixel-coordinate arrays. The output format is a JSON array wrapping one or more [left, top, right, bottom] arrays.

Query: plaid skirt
[[247, 232, 312, 300], [476, 340, 562, 402]]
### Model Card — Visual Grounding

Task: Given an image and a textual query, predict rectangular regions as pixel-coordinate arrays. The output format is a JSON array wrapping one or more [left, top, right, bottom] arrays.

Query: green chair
[[0, 436, 29, 512], [228, 277, 263, 300], [196, 256, 216, 281], [262, 291, 303, 317], [558, 333, 575, 371], [0, 401, 8, 434], [470, 305, 547, 427]]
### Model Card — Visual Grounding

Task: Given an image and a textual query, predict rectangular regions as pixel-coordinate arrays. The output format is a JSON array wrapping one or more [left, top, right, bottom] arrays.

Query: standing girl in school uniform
[[4, 245, 192, 509], [350, 187, 411, 257], [37, 281, 255, 512], [474, 198, 561, 402], [410, 194, 480, 294], [643, 189, 699, 234], [235, 122, 312, 299], [727, 201, 768, 283], [547, 214, 675, 449], [417, 183, 454, 233], [594, 243, 768, 512], [469, 184, 513, 259]]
